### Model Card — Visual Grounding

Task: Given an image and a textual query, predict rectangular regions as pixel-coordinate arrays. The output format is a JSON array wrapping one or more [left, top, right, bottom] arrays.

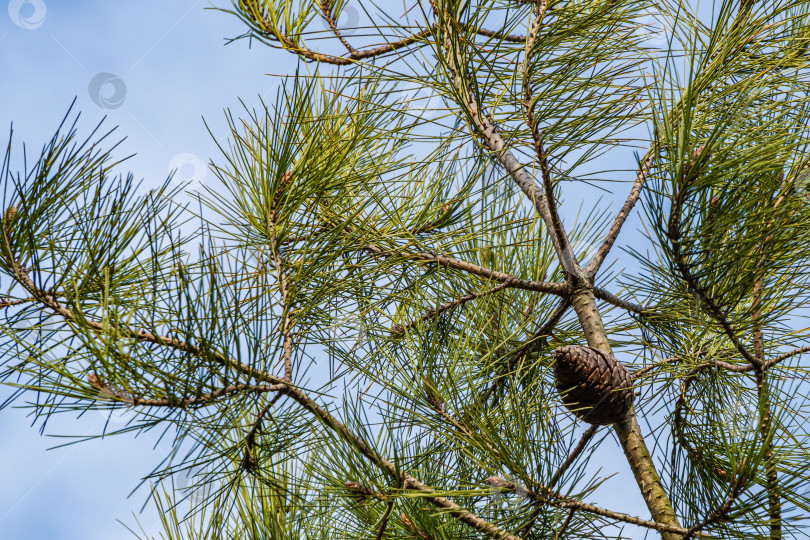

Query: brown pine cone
[[553, 345, 634, 425]]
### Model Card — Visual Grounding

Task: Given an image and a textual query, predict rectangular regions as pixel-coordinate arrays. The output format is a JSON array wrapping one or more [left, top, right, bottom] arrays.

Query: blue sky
[[0, 1, 769, 539], [0, 2, 651, 534], [0, 2, 296, 538]]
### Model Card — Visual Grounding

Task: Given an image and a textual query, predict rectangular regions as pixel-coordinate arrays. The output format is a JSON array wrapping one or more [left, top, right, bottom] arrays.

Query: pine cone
[[553, 345, 634, 425]]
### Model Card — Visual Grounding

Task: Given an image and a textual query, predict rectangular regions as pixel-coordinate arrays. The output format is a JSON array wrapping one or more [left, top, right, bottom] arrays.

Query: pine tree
[[3, 0, 810, 538]]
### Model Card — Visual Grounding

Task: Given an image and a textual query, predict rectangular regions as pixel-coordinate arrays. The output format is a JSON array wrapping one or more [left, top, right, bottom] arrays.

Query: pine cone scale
[[553, 345, 634, 425]]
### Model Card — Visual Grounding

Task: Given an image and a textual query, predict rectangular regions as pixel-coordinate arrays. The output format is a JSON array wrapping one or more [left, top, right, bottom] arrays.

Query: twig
[[362, 243, 568, 297], [584, 152, 655, 277], [548, 425, 599, 491], [482, 299, 570, 401], [391, 281, 511, 334], [88, 375, 286, 409], [553, 508, 576, 540], [666, 157, 760, 368], [473, 27, 527, 43], [490, 478, 716, 538], [752, 190, 786, 539], [517, 424, 597, 537], [522, 0, 572, 282], [241, 1, 529, 67], [763, 345, 810, 370], [592, 286, 649, 315], [632, 348, 738, 381], [0, 296, 38, 308], [269, 172, 295, 381], [242, 392, 286, 471], [754, 354, 782, 540], [345, 481, 388, 501], [632, 356, 681, 380], [319, 0, 358, 54], [440, 21, 580, 278], [375, 499, 396, 540], [672, 363, 739, 484], [682, 481, 745, 539], [632, 345, 810, 380]]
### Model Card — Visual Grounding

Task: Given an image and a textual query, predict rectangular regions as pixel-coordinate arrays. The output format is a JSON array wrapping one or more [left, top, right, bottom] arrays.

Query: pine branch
[[87, 374, 285, 408], [593, 286, 649, 315], [521, 1, 569, 283], [313, 195, 567, 298], [318, 0, 358, 54], [553, 508, 576, 540], [666, 149, 760, 369], [682, 481, 745, 540], [673, 363, 741, 484], [269, 171, 295, 381], [375, 499, 396, 540], [482, 299, 570, 402], [0, 296, 38, 308], [344, 481, 389, 501], [439, 16, 581, 278], [763, 346, 810, 370], [4, 251, 523, 540], [242, 393, 286, 472], [516, 424, 599, 537], [362, 243, 568, 297], [391, 281, 511, 334], [547, 425, 599, 491], [487, 477, 717, 538], [236, 0, 527, 67], [634, 346, 810, 379], [238, 0, 433, 65]]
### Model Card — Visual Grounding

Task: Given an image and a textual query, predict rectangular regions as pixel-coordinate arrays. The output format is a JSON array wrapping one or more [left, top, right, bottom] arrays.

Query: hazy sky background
[[0, 1, 730, 539]]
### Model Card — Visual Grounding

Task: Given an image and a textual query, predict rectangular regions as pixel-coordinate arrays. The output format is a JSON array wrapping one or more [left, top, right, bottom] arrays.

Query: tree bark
[[569, 285, 682, 539]]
